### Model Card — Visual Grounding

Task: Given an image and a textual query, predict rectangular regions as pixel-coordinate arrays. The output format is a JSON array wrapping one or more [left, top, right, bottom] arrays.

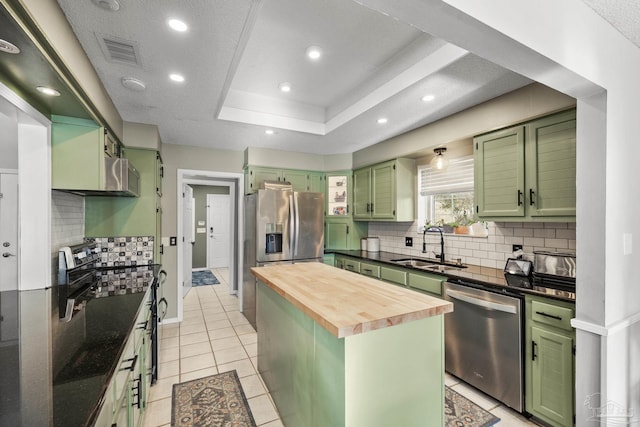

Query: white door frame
[[0, 83, 51, 291], [206, 193, 231, 269], [176, 169, 243, 322]]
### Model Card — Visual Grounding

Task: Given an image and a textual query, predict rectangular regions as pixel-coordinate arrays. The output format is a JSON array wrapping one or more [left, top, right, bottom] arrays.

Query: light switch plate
[[405, 237, 413, 247]]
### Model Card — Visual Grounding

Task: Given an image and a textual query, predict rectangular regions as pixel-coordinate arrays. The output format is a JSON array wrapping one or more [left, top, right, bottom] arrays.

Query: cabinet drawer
[[360, 262, 380, 278], [531, 300, 574, 331], [343, 259, 360, 273], [408, 273, 443, 296], [380, 267, 406, 286]]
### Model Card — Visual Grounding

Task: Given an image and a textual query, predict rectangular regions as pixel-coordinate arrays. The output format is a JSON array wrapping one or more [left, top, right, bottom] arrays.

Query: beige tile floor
[[143, 267, 539, 427]]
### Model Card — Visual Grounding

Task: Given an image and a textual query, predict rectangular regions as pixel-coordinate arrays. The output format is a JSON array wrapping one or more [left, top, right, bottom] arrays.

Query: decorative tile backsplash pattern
[[93, 266, 154, 297], [93, 236, 154, 267], [368, 221, 576, 269]]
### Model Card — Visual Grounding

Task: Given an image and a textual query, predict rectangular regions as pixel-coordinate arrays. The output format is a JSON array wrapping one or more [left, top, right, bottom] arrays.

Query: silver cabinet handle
[[445, 289, 517, 314]]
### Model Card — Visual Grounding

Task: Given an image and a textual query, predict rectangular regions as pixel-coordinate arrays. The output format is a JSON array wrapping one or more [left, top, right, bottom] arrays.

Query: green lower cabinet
[[380, 266, 407, 286], [408, 272, 444, 297], [324, 218, 367, 250], [257, 282, 445, 427], [359, 261, 380, 278], [323, 253, 335, 266], [525, 295, 575, 427]]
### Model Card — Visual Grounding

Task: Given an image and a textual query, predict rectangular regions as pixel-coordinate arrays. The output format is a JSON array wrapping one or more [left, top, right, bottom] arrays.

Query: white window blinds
[[419, 155, 474, 196]]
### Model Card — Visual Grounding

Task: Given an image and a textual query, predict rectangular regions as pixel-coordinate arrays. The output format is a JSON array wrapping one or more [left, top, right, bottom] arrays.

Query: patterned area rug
[[172, 370, 256, 427], [445, 386, 500, 427], [192, 270, 220, 286]]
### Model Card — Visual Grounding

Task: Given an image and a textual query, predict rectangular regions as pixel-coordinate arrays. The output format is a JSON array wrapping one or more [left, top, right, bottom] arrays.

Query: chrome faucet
[[426, 226, 445, 264]]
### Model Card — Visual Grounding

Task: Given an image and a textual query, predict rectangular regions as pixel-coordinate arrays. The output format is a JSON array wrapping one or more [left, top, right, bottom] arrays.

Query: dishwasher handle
[[445, 288, 518, 314]]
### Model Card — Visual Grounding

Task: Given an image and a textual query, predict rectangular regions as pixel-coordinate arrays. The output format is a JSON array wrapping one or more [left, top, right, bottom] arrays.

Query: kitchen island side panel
[[256, 280, 444, 427]]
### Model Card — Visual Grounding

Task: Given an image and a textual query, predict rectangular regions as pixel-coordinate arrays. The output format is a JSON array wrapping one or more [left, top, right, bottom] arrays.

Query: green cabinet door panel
[[525, 295, 575, 427], [308, 172, 325, 192], [359, 261, 380, 278], [282, 169, 309, 191], [526, 110, 576, 217], [246, 166, 283, 193], [371, 160, 395, 219], [380, 266, 407, 286], [51, 115, 106, 191], [257, 281, 445, 427], [408, 272, 444, 296], [474, 125, 526, 217], [530, 326, 574, 427], [326, 221, 349, 250], [353, 167, 371, 219]]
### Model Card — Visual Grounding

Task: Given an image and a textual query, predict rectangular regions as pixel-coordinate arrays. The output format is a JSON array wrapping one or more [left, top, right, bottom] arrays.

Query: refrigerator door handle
[[289, 193, 296, 259], [293, 192, 300, 258]]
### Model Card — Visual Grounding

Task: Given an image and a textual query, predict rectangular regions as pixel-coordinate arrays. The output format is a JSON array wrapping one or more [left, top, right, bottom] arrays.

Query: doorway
[[176, 170, 243, 322], [0, 171, 18, 291]]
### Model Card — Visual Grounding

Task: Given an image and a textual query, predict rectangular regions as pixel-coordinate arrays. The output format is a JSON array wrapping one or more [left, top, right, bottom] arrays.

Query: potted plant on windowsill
[[435, 219, 454, 234], [452, 213, 472, 234]]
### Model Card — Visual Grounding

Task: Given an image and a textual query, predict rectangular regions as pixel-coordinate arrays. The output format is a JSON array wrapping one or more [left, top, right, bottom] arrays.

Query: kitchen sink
[[391, 259, 433, 267], [390, 258, 467, 271]]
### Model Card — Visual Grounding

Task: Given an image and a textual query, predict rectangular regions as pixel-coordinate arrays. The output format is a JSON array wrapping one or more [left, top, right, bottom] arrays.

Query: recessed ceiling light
[[169, 73, 185, 83], [265, 129, 275, 135], [121, 77, 146, 91], [306, 46, 322, 60], [0, 38, 20, 54], [168, 19, 188, 32], [91, 0, 120, 11], [421, 94, 436, 102], [279, 82, 291, 93], [36, 86, 61, 97], [377, 118, 388, 125]]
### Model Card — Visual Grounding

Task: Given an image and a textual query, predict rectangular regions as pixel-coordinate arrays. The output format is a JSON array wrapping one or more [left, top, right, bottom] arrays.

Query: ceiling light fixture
[[0, 38, 20, 54], [377, 117, 388, 125], [265, 129, 275, 135], [91, 0, 120, 11], [168, 19, 188, 32], [306, 46, 322, 60], [121, 77, 146, 91], [279, 82, 291, 93], [36, 86, 61, 97], [422, 94, 435, 102], [430, 147, 449, 170], [169, 73, 185, 83]]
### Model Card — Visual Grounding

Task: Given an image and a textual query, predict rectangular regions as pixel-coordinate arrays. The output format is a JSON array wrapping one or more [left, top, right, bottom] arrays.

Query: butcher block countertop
[[250, 262, 453, 338]]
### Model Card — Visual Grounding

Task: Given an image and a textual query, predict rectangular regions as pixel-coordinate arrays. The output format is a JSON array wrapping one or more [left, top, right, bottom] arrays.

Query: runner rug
[[191, 270, 220, 286], [445, 385, 500, 427], [172, 370, 256, 427]]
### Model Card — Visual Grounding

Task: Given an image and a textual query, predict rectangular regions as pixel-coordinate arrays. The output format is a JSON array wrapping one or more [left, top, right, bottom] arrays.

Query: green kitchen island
[[250, 262, 453, 427]]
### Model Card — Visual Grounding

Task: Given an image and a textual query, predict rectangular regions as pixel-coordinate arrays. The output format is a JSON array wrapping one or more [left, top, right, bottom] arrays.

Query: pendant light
[[430, 147, 449, 170]]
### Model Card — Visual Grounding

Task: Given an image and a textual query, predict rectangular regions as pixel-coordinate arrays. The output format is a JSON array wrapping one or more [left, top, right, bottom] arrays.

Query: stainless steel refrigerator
[[242, 189, 324, 328]]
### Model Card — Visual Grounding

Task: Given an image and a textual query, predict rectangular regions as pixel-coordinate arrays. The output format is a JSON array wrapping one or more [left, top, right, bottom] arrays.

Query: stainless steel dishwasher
[[443, 281, 523, 412]]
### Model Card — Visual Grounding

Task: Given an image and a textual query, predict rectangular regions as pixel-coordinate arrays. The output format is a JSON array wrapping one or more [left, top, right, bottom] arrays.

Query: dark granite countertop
[[326, 250, 575, 302], [0, 264, 162, 427]]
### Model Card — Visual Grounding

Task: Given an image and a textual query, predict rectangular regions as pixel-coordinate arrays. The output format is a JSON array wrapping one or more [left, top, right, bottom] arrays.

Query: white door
[[0, 172, 18, 292], [207, 194, 230, 269], [182, 184, 194, 296]]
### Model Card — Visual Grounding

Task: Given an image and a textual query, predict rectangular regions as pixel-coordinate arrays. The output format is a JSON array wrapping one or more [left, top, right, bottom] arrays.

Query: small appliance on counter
[[503, 258, 533, 288], [532, 251, 576, 291]]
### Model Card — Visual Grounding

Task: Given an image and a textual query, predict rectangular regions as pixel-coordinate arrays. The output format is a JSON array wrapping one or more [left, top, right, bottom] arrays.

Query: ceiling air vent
[[97, 34, 141, 67]]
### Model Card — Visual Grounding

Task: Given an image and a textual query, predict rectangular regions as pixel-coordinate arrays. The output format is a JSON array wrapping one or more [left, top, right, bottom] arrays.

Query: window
[[418, 156, 474, 228]]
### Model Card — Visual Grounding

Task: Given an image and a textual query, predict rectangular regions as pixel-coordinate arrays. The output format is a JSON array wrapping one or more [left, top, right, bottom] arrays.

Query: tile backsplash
[[51, 191, 84, 250], [93, 236, 155, 267], [367, 221, 576, 269]]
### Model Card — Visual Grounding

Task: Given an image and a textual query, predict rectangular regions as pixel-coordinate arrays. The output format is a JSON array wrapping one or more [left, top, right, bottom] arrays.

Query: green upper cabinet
[[474, 125, 526, 217], [51, 115, 118, 191], [526, 111, 576, 217], [155, 152, 164, 197], [245, 166, 324, 194], [353, 158, 415, 222], [474, 109, 576, 221]]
